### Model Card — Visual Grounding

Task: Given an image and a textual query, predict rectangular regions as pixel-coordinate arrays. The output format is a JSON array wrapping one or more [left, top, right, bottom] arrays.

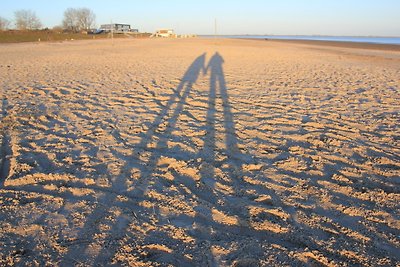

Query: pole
[[214, 18, 217, 39], [111, 19, 114, 46]]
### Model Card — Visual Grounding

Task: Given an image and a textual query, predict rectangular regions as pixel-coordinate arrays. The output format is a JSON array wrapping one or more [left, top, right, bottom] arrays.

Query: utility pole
[[111, 19, 114, 46], [214, 18, 217, 39]]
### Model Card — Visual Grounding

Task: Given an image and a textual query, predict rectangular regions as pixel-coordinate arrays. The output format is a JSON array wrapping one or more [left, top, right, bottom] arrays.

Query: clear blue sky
[[1, 0, 400, 36]]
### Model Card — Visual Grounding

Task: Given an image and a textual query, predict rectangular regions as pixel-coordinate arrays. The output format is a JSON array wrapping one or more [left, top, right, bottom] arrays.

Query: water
[[201, 35, 400, 45]]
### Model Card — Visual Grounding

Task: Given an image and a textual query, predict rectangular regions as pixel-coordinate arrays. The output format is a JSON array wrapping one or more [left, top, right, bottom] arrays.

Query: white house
[[100, 24, 138, 33], [153, 29, 176, 38]]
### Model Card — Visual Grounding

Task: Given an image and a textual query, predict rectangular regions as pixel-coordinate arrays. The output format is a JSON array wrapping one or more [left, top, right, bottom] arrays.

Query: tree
[[77, 8, 96, 31], [62, 8, 79, 32], [0, 16, 10, 30], [62, 8, 95, 32], [14, 10, 42, 30]]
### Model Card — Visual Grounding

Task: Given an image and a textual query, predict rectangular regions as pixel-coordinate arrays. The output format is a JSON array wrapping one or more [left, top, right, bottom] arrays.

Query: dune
[[0, 38, 399, 266]]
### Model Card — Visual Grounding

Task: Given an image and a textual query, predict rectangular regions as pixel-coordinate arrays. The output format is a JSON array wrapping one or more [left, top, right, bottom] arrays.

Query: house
[[100, 24, 136, 33], [153, 29, 176, 38]]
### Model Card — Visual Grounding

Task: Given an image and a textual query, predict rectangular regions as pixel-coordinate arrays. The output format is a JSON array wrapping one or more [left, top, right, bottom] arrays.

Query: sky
[[1, 0, 400, 36]]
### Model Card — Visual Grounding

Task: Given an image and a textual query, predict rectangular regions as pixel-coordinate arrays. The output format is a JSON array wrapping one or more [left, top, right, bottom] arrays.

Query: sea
[[201, 35, 400, 45]]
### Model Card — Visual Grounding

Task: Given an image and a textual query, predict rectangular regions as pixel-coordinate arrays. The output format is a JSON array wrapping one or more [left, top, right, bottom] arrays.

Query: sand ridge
[[0, 38, 399, 266]]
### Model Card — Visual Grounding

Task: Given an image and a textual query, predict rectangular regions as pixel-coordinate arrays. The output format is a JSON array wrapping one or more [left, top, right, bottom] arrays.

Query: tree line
[[0, 8, 96, 32]]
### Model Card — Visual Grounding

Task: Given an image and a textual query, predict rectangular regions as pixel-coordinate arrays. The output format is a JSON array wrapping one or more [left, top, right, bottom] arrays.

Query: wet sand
[[264, 39, 400, 51], [0, 38, 399, 266]]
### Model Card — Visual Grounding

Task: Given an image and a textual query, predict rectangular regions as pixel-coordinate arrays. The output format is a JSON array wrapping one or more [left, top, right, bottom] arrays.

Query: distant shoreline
[[200, 35, 400, 46]]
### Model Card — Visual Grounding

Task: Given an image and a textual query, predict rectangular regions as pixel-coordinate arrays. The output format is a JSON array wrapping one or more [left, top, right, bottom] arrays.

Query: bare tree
[[14, 10, 42, 30], [62, 8, 79, 32], [77, 8, 95, 31], [0, 16, 10, 30], [62, 8, 95, 32]]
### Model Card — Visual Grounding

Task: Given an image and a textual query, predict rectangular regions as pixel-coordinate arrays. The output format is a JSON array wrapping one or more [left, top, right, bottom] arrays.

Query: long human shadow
[[60, 54, 206, 265], [198, 52, 251, 217], [92, 53, 286, 265], [85, 52, 268, 265], [59, 53, 286, 265], [207, 52, 245, 178]]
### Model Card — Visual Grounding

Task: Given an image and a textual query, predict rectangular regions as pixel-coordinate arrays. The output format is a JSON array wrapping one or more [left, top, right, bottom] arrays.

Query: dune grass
[[0, 30, 151, 43]]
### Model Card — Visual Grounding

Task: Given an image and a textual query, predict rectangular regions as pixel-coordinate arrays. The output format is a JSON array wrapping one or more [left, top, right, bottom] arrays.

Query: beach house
[[100, 24, 138, 33], [153, 29, 176, 38]]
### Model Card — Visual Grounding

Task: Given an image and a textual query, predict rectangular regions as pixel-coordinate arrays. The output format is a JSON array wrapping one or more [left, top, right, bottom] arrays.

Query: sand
[[0, 38, 399, 266]]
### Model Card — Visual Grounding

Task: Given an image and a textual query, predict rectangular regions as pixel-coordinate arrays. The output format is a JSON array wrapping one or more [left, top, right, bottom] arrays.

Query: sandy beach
[[0, 38, 399, 266]]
